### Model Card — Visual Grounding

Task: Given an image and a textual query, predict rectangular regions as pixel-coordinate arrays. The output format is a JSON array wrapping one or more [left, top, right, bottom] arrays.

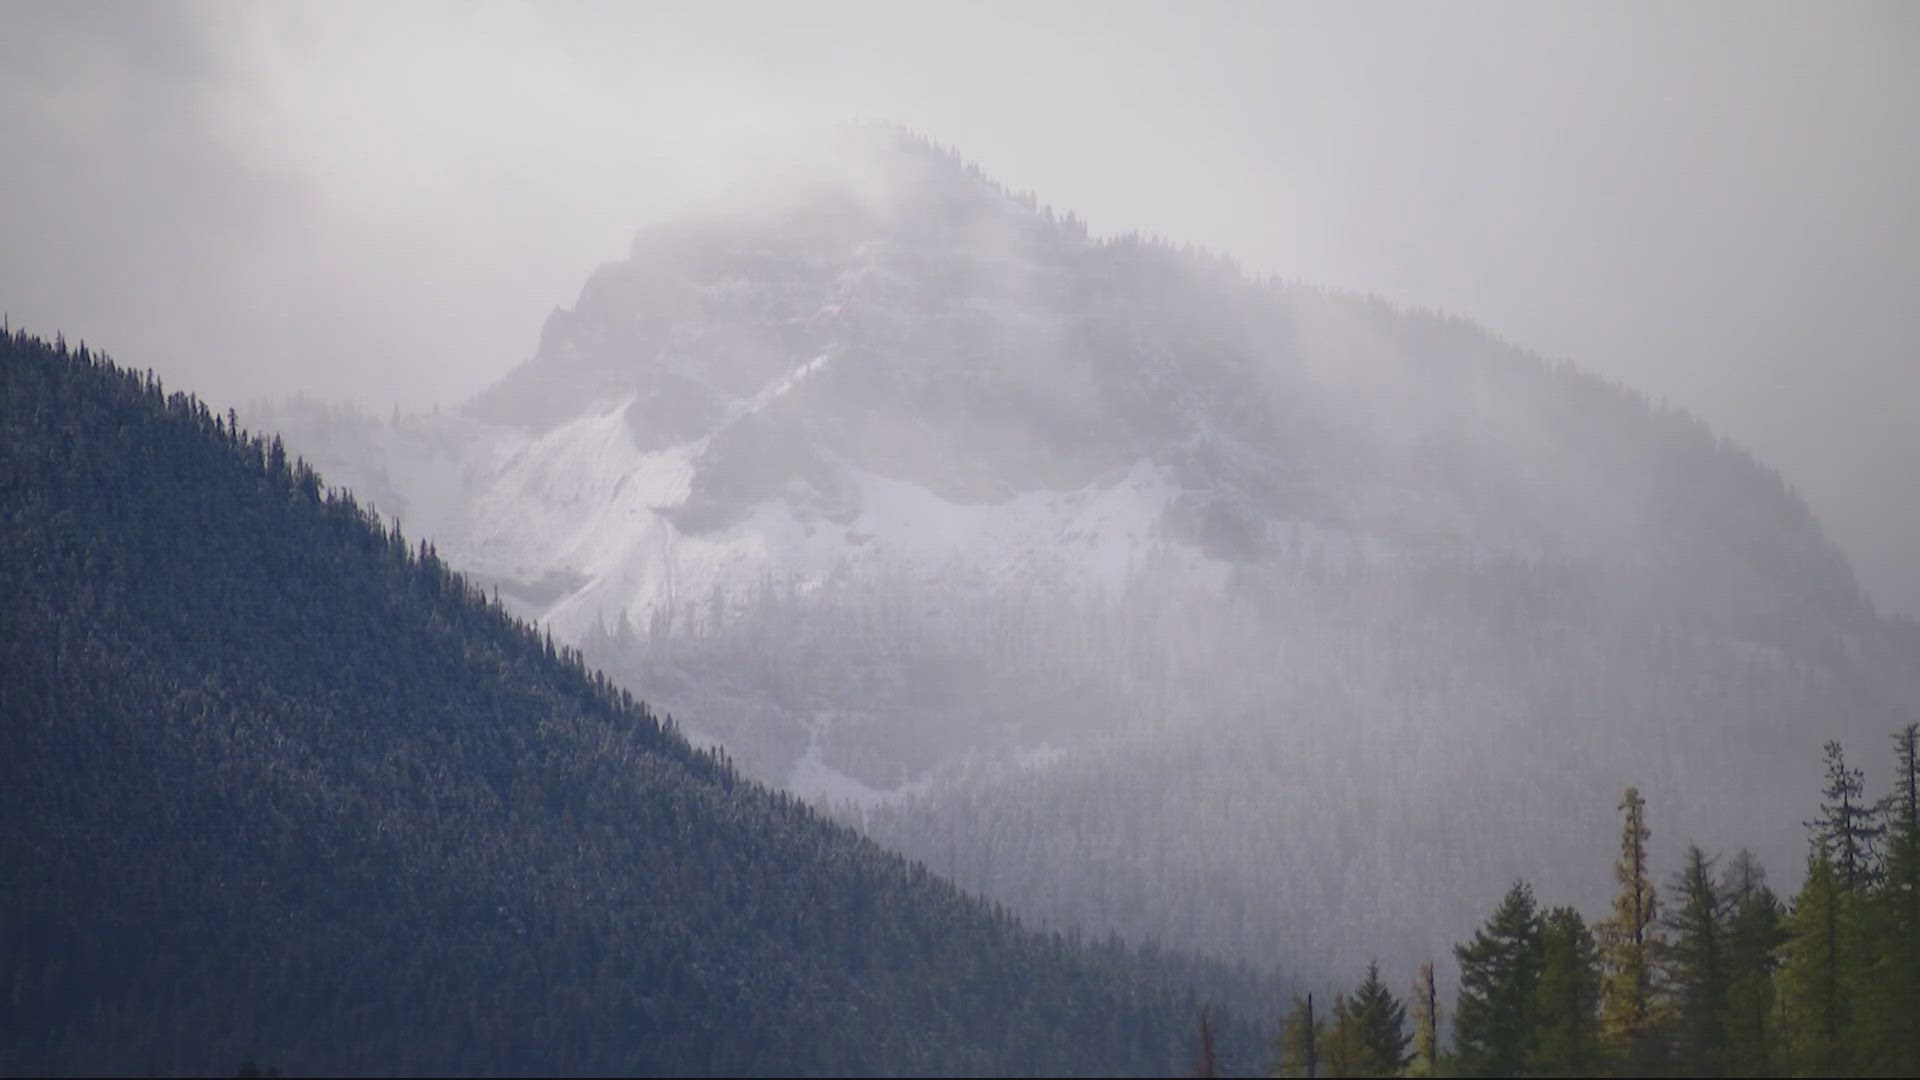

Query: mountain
[[0, 330, 1282, 1076], [255, 127, 1920, 986]]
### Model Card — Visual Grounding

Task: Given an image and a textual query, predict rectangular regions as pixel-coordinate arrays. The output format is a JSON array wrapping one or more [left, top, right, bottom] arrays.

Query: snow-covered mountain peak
[[285, 129, 1866, 649], [248, 131, 1911, 991], [471, 125, 1075, 430]]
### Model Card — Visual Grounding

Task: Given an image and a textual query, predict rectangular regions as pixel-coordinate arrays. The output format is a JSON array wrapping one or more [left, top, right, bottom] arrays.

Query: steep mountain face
[[331, 129, 1857, 642], [0, 332, 1278, 1077], [257, 129, 1915, 984]]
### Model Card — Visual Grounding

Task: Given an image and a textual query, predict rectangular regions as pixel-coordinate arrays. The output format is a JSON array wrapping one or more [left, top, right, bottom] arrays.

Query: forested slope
[[0, 330, 1279, 1076]]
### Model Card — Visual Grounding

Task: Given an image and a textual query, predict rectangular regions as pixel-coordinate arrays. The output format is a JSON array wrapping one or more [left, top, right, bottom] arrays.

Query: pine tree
[[1529, 906, 1603, 1077], [1597, 785, 1664, 1072], [1717, 850, 1784, 1078], [1453, 880, 1545, 1077], [1662, 845, 1727, 1075], [1808, 740, 1883, 894], [1348, 962, 1411, 1077]]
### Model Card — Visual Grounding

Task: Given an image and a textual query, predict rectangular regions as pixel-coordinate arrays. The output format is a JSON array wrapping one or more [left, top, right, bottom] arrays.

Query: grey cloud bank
[[3, 0, 1916, 616]]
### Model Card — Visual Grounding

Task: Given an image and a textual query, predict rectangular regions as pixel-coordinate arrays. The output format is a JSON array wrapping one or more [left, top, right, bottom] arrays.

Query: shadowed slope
[[0, 330, 1279, 1077]]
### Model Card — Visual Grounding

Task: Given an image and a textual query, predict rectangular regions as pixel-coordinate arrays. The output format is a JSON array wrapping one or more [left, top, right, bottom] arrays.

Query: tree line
[[1259, 729, 1919, 1077]]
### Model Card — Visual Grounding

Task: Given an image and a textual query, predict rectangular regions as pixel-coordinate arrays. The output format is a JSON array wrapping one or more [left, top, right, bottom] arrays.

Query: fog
[[4, 0, 1917, 618], [10, 3, 1920, 1017]]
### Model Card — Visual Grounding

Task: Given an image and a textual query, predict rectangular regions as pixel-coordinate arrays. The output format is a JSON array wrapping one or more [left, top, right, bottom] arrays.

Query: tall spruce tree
[[1598, 785, 1664, 1072], [1663, 845, 1728, 1076], [1347, 962, 1411, 1077], [1453, 880, 1545, 1077], [1529, 906, 1603, 1077]]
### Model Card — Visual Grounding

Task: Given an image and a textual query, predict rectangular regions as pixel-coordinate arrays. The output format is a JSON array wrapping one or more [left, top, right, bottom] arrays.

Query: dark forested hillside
[[0, 330, 1280, 1077]]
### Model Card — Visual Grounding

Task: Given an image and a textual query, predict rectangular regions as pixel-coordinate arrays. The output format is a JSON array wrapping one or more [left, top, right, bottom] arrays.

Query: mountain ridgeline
[[254, 130, 1918, 988], [0, 330, 1285, 1076]]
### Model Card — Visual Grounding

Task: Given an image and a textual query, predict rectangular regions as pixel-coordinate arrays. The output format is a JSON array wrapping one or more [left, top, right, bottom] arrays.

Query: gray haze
[[246, 123, 1909, 988], [4, 1, 1918, 616]]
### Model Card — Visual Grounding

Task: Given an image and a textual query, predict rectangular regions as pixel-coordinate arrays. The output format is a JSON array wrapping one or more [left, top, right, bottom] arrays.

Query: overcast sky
[[4, 1, 1917, 617]]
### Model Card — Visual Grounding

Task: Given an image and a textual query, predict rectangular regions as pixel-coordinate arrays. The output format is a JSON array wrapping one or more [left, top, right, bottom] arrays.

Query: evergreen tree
[[1452, 880, 1545, 1077], [1662, 845, 1728, 1075], [1886, 723, 1920, 1072], [1860, 723, 1920, 1074], [1529, 906, 1603, 1077], [1347, 962, 1411, 1077], [1777, 841, 1848, 1075], [1325, 993, 1357, 1078], [1597, 785, 1664, 1072], [1808, 740, 1883, 894], [1717, 850, 1784, 1078]]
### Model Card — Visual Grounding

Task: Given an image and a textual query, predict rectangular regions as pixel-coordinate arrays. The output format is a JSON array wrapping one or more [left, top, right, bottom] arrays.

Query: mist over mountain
[[257, 128, 1918, 986]]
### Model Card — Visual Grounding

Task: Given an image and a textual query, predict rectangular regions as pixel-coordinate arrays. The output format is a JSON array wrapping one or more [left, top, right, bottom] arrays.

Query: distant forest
[[1275, 735, 1918, 1078], [0, 329, 1281, 1076]]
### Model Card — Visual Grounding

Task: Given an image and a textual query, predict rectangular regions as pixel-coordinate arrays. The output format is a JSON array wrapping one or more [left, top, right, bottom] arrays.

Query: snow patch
[[435, 409, 1232, 644]]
